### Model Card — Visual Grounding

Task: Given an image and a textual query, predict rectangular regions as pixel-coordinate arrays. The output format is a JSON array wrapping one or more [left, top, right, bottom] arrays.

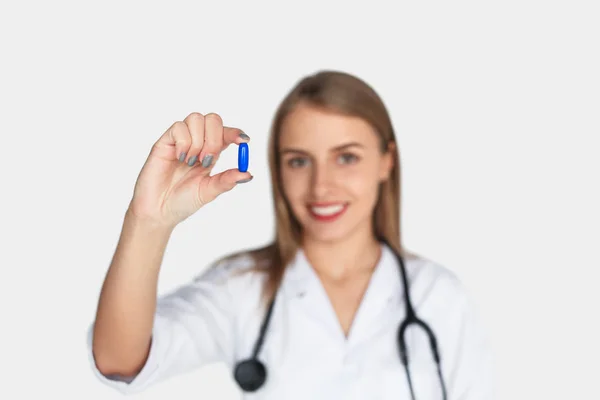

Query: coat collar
[[282, 242, 400, 293], [279, 242, 404, 342]]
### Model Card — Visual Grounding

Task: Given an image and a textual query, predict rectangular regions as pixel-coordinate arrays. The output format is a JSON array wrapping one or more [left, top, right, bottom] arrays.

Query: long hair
[[220, 70, 413, 304]]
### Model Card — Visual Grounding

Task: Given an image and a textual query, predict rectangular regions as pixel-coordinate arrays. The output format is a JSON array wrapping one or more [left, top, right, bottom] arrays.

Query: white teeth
[[310, 204, 345, 216]]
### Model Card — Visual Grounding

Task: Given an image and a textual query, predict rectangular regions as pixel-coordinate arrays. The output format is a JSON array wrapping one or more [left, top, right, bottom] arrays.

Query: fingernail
[[236, 176, 253, 184], [201, 154, 214, 168], [179, 152, 186, 162], [239, 132, 250, 140], [187, 155, 197, 166]]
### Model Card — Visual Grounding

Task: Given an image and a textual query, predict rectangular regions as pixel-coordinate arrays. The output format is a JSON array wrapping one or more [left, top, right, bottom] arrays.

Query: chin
[[302, 226, 354, 244]]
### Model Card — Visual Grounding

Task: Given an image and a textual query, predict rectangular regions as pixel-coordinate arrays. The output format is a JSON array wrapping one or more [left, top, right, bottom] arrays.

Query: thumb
[[201, 168, 254, 202]]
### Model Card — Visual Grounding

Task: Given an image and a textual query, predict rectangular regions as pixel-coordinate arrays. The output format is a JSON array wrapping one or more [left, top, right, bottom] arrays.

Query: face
[[278, 103, 394, 244]]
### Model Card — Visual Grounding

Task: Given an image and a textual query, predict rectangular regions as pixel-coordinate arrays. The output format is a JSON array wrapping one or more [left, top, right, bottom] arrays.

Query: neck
[[301, 228, 382, 282]]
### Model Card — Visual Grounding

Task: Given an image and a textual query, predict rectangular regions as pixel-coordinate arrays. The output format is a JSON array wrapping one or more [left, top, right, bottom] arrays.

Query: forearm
[[92, 208, 174, 376]]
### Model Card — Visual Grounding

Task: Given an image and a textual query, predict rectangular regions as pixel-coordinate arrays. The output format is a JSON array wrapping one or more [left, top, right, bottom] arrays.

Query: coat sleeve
[[443, 278, 496, 400], [86, 259, 238, 395]]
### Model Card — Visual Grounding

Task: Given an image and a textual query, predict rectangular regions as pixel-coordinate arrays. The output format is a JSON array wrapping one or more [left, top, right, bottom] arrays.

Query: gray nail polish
[[239, 132, 250, 140], [236, 176, 253, 184], [179, 152, 186, 162], [187, 155, 197, 166], [202, 154, 214, 168]]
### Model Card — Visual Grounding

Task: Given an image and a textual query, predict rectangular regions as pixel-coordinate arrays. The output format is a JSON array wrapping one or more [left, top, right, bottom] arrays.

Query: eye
[[338, 153, 359, 164], [287, 157, 309, 168]]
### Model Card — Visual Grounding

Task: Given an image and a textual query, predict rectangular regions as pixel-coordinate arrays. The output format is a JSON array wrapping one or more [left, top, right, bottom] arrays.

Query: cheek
[[342, 168, 380, 200], [281, 170, 307, 202]]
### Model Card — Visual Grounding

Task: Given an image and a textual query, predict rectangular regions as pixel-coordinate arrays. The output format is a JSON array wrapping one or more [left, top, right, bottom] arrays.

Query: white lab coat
[[87, 243, 494, 399]]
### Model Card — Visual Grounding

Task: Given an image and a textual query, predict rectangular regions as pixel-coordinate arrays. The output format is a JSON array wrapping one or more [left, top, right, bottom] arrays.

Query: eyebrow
[[280, 142, 365, 155]]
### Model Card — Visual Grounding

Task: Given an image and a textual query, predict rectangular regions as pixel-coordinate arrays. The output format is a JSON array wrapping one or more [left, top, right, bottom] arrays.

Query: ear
[[379, 141, 396, 181]]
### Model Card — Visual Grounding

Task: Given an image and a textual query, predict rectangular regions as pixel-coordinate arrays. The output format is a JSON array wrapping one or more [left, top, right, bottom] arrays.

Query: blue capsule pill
[[238, 142, 249, 172]]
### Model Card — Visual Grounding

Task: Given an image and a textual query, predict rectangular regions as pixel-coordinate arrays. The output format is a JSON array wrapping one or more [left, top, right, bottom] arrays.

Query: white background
[[1, 0, 598, 399]]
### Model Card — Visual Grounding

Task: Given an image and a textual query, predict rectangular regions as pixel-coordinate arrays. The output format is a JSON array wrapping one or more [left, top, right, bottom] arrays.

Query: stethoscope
[[232, 238, 448, 400]]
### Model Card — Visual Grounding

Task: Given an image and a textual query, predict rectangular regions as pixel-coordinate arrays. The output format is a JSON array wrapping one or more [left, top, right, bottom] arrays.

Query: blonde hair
[[219, 70, 413, 303]]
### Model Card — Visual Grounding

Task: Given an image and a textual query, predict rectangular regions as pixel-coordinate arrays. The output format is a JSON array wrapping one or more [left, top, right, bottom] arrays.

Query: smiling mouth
[[307, 203, 349, 222]]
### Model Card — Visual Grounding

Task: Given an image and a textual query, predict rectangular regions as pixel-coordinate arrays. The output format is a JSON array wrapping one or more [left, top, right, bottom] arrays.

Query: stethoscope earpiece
[[234, 359, 267, 392]]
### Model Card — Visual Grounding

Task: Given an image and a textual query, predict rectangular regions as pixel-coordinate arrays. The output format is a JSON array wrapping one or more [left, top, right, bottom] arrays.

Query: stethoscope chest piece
[[234, 359, 267, 392]]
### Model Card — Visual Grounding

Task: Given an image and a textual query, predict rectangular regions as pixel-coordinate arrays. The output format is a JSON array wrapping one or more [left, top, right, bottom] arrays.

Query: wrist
[[124, 207, 177, 235]]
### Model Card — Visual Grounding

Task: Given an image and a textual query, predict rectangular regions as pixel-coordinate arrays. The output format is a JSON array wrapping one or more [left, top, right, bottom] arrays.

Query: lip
[[307, 202, 348, 222], [309, 202, 345, 207]]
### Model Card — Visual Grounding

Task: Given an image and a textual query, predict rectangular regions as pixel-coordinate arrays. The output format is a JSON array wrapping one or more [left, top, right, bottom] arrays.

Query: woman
[[88, 70, 494, 399]]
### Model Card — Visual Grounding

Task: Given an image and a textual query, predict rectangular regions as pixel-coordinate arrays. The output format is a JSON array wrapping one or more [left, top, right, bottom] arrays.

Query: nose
[[310, 164, 335, 198]]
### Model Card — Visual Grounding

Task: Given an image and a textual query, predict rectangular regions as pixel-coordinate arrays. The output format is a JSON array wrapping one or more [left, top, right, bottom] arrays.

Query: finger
[[153, 121, 192, 161], [199, 113, 225, 169], [199, 168, 253, 204], [183, 112, 206, 166], [222, 126, 250, 150]]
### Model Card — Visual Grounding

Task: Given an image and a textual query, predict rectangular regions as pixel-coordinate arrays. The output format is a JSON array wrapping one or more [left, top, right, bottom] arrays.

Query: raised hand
[[128, 112, 252, 228]]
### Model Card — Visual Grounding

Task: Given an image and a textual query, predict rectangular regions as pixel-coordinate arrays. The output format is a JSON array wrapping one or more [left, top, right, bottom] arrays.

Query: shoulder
[[404, 253, 473, 311], [193, 246, 271, 290], [188, 247, 274, 322]]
